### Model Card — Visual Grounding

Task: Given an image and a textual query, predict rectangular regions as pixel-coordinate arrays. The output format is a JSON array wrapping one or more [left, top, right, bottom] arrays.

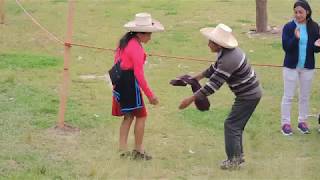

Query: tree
[[256, 0, 268, 32]]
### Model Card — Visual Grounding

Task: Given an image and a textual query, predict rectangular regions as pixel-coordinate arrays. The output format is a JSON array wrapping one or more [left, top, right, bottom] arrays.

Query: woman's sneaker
[[297, 122, 310, 134], [132, 150, 152, 161], [281, 124, 293, 136]]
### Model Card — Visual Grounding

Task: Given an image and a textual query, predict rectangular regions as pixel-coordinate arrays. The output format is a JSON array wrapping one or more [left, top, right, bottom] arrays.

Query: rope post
[[57, 0, 75, 129], [0, 0, 5, 24]]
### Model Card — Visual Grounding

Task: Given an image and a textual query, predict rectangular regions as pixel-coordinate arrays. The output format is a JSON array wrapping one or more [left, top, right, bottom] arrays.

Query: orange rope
[[148, 53, 212, 62], [15, 0, 320, 69], [70, 42, 212, 63], [16, 0, 64, 45], [69, 42, 115, 52]]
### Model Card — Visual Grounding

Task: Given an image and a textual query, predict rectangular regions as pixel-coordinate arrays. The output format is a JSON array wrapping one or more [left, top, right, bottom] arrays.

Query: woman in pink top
[[112, 13, 164, 160]]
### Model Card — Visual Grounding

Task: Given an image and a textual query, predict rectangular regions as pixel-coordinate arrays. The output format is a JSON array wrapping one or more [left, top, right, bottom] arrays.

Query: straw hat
[[200, 24, 238, 49], [124, 13, 164, 32]]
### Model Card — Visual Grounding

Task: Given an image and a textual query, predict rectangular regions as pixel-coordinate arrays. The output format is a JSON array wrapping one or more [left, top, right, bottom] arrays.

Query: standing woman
[[112, 13, 164, 160], [281, 0, 320, 135]]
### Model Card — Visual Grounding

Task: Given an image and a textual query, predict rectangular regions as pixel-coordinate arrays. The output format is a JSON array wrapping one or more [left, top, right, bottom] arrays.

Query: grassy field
[[1, 0, 320, 179]]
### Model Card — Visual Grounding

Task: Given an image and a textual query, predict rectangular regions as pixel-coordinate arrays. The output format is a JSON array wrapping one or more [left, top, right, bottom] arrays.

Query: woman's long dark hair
[[118, 32, 137, 50], [294, 0, 318, 34]]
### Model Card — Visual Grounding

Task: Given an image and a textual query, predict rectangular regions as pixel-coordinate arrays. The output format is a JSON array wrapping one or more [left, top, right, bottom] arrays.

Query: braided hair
[[118, 31, 138, 50]]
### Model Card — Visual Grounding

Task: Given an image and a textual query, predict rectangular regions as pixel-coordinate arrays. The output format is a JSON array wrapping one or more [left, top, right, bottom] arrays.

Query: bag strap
[[115, 48, 122, 63]]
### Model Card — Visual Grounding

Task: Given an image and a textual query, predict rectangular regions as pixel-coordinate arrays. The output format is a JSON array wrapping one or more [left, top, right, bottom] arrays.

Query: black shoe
[[240, 154, 245, 164], [220, 158, 241, 170], [132, 150, 152, 160]]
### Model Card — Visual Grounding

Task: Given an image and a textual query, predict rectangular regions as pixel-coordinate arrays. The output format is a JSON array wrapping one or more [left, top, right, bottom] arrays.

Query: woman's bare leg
[[134, 116, 146, 153], [119, 114, 134, 151]]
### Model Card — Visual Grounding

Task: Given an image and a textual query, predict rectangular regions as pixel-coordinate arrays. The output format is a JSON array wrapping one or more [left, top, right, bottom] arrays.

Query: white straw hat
[[124, 13, 164, 32], [200, 24, 238, 48]]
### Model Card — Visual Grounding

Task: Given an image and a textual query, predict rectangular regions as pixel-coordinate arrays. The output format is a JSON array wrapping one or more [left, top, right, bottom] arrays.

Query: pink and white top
[[114, 38, 154, 98]]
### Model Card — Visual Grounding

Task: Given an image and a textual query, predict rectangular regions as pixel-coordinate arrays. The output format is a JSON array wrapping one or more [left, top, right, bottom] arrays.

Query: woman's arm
[[127, 42, 155, 100], [132, 55, 154, 99], [282, 23, 299, 52], [313, 24, 320, 53]]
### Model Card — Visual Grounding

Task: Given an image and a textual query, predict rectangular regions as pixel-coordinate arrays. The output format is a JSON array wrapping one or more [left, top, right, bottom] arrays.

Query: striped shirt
[[194, 47, 262, 100]]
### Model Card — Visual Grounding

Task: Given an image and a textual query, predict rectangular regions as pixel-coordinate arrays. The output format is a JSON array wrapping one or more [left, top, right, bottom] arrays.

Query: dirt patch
[[247, 25, 283, 38], [79, 74, 106, 80], [52, 123, 81, 134], [79, 74, 113, 90]]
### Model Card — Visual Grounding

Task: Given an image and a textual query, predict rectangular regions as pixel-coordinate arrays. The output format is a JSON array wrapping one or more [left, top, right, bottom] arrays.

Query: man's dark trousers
[[224, 97, 261, 160]]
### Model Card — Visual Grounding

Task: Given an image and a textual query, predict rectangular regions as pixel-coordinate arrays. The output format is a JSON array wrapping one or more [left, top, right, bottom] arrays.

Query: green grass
[[0, 53, 61, 69], [1, 0, 320, 179]]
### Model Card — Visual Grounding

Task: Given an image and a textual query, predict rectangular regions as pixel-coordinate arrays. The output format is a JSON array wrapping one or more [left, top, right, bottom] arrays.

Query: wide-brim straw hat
[[200, 24, 238, 49], [124, 13, 164, 32]]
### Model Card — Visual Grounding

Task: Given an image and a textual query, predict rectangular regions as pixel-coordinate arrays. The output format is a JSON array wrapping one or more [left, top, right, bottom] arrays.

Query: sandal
[[132, 150, 152, 160], [119, 151, 131, 159]]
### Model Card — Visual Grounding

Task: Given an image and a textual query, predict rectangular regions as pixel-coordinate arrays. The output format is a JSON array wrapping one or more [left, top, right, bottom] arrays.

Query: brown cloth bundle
[[170, 74, 210, 111]]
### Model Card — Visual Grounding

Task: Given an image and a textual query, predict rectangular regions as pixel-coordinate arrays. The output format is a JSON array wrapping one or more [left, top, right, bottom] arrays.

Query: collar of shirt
[[217, 49, 223, 60], [294, 19, 306, 28]]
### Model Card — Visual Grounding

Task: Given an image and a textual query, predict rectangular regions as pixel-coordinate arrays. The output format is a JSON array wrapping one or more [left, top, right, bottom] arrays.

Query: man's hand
[[179, 96, 196, 109], [193, 73, 204, 81]]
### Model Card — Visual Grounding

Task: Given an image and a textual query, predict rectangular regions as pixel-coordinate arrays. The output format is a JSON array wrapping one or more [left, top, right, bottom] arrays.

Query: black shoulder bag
[[108, 59, 122, 85]]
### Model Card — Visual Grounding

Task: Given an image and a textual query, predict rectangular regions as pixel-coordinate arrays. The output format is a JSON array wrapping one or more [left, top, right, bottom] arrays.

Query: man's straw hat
[[200, 24, 238, 48]]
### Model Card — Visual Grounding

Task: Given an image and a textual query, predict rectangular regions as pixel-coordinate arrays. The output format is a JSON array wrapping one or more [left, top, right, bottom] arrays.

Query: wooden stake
[[0, 0, 5, 24], [57, 0, 75, 129]]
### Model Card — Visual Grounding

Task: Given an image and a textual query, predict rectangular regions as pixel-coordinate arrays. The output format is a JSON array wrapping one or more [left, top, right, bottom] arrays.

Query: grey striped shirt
[[195, 47, 262, 100]]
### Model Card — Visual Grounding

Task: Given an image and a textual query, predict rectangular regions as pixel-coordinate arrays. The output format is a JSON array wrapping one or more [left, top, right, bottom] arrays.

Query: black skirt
[[113, 70, 143, 113]]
